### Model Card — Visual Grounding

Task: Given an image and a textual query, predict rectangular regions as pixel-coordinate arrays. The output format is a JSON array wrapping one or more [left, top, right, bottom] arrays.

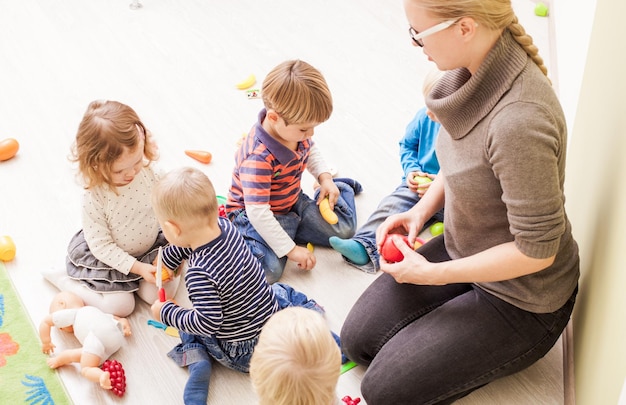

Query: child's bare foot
[[99, 371, 112, 389]]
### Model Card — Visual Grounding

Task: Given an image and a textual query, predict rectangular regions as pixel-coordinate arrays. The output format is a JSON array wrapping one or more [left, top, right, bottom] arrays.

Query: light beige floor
[[0, 0, 563, 404]]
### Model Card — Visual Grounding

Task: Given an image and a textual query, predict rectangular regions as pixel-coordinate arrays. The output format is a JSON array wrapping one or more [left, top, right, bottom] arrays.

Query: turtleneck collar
[[425, 30, 528, 140]]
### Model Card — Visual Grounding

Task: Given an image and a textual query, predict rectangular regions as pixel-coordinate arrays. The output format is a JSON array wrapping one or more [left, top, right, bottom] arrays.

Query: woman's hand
[[376, 210, 424, 252], [379, 236, 442, 285]]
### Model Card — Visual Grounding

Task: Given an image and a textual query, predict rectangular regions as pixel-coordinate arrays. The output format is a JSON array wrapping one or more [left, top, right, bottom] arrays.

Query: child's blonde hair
[[70, 100, 158, 192], [261, 60, 333, 126], [250, 307, 341, 405], [422, 68, 446, 98], [151, 167, 218, 227]]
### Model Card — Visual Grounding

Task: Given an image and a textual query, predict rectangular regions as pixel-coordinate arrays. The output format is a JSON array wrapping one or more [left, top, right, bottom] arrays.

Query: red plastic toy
[[342, 395, 362, 405], [380, 234, 425, 263], [100, 359, 126, 397]]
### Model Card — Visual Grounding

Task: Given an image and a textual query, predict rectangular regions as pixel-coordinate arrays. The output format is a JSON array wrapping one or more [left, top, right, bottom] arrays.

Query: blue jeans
[[168, 332, 257, 373], [272, 282, 325, 314], [341, 235, 577, 405], [230, 179, 359, 283], [167, 330, 258, 405], [348, 184, 443, 273], [272, 282, 349, 364]]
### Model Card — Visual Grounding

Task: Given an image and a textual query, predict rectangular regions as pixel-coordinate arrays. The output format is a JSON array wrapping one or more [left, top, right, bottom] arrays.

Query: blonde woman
[[341, 1, 579, 403]]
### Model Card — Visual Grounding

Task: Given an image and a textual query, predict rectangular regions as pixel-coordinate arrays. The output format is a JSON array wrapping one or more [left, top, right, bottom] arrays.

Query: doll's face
[[50, 291, 85, 312], [50, 291, 84, 333]]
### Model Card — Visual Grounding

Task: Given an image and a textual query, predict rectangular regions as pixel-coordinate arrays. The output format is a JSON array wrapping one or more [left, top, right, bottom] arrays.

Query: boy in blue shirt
[[330, 69, 445, 273]]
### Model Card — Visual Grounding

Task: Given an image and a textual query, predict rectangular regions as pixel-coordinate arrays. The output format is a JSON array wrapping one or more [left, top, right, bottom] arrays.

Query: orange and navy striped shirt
[[227, 110, 312, 215]]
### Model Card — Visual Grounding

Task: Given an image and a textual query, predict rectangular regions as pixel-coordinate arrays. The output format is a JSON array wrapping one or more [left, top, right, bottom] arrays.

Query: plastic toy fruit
[[430, 221, 444, 237], [0, 138, 19, 161], [342, 396, 361, 405], [413, 175, 432, 185], [235, 74, 256, 90], [534, 2, 548, 16], [319, 198, 338, 224], [100, 359, 126, 397], [216, 195, 227, 218], [0, 235, 16, 261], [185, 150, 212, 164], [380, 234, 425, 263]]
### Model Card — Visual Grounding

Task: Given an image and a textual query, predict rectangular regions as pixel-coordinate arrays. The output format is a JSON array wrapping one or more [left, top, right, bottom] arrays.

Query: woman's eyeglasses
[[409, 19, 458, 47]]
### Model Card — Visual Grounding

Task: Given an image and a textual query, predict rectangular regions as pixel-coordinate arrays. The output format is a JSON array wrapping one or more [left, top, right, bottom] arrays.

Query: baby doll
[[39, 291, 131, 392]]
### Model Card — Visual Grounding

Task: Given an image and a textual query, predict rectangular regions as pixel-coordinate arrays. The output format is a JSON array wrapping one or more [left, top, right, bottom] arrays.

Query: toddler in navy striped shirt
[[150, 166, 280, 405]]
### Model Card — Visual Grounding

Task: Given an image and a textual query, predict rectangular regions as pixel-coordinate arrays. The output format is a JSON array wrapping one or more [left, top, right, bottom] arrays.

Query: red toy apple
[[380, 234, 425, 263]]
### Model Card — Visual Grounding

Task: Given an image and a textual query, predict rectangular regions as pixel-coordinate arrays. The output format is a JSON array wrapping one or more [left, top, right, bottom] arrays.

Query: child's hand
[[316, 176, 340, 209], [150, 299, 167, 321], [287, 245, 316, 271], [41, 341, 55, 355], [130, 261, 157, 284], [407, 171, 435, 197]]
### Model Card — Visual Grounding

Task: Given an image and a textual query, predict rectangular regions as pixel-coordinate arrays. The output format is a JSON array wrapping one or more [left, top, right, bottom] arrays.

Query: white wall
[[554, 0, 626, 403], [551, 0, 596, 131]]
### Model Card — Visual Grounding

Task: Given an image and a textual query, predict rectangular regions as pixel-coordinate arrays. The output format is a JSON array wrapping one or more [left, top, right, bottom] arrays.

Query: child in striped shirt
[[226, 59, 362, 283], [150, 166, 333, 405]]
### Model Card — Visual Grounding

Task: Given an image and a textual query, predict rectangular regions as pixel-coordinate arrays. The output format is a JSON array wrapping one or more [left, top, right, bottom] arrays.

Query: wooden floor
[[0, 1, 563, 404]]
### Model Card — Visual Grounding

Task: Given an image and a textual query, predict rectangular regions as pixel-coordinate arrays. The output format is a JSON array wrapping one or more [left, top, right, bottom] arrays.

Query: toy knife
[[156, 246, 166, 302], [147, 319, 179, 338]]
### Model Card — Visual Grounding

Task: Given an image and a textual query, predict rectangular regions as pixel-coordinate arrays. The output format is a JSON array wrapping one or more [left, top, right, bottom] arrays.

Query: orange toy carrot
[[185, 150, 212, 164]]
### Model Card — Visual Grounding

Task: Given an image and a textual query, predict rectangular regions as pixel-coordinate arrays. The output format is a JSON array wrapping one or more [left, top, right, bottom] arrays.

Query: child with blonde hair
[[250, 307, 342, 405], [226, 59, 362, 283], [43, 100, 179, 317], [150, 166, 340, 405]]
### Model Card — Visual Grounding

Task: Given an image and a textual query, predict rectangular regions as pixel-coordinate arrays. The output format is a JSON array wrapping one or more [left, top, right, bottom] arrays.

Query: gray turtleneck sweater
[[426, 30, 579, 313]]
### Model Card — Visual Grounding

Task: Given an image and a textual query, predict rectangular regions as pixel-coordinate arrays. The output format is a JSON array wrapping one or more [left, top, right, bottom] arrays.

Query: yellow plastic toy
[[0, 235, 16, 261], [319, 198, 338, 225]]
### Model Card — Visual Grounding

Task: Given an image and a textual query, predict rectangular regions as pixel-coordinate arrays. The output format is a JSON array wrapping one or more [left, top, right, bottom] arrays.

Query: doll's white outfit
[[52, 306, 125, 362]]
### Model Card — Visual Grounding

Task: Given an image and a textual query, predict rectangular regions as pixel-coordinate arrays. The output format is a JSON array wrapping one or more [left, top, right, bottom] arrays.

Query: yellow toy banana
[[319, 198, 338, 225], [235, 74, 256, 90]]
